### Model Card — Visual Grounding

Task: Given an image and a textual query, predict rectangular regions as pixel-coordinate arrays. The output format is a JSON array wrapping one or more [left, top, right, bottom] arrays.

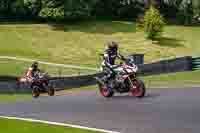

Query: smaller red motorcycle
[[95, 58, 146, 98], [31, 72, 55, 98]]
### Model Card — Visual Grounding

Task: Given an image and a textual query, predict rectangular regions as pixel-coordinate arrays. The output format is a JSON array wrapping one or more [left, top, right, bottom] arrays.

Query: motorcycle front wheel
[[48, 86, 55, 96], [131, 79, 146, 98], [98, 84, 114, 98], [32, 85, 40, 98]]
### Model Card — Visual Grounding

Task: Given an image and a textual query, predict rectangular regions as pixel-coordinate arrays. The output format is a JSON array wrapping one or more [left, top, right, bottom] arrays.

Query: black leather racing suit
[[101, 49, 125, 83]]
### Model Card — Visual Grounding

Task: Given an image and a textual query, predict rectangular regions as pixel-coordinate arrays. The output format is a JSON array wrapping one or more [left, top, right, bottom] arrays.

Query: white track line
[[0, 116, 120, 133], [0, 56, 98, 71]]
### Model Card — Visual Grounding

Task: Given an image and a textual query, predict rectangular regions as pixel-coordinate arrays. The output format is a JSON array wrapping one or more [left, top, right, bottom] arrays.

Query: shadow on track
[[107, 93, 160, 100]]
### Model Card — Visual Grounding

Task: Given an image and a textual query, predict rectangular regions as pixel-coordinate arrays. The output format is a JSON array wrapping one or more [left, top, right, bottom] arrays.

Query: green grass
[[0, 21, 199, 67], [0, 93, 31, 103], [0, 118, 101, 133], [0, 59, 95, 76], [143, 70, 200, 88], [0, 21, 200, 84], [144, 71, 200, 82]]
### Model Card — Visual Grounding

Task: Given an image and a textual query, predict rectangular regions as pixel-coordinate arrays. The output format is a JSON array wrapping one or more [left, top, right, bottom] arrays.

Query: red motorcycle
[[96, 58, 146, 98], [31, 72, 55, 98]]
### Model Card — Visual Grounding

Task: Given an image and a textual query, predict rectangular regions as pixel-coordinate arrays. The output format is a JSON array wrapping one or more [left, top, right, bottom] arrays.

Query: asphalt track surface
[[0, 88, 200, 133]]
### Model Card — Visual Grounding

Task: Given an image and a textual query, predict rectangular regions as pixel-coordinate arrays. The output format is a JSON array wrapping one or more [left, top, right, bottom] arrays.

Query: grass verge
[[0, 21, 200, 67], [143, 70, 200, 88], [0, 93, 31, 103], [0, 118, 101, 133]]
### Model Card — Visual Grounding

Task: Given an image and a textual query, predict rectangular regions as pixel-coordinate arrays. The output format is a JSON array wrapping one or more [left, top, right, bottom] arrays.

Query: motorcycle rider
[[26, 61, 40, 81], [102, 41, 125, 67], [99, 41, 126, 84]]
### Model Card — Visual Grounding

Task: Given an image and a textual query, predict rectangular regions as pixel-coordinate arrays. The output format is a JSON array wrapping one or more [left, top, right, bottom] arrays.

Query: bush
[[39, 0, 64, 21], [10, 0, 27, 16], [39, 6, 64, 20], [117, 1, 144, 19], [24, 0, 42, 16], [178, 0, 193, 25], [144, 6, 165, 39], [64, 0, 97, 21]]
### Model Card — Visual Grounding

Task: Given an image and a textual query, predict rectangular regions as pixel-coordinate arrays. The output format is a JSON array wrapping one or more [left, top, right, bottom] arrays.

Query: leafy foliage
[[39, 6, 64, 20], [144, 6, 165, 39], [64, 0, 98, 20], [178, 0, 193, 25], [0, 0, 199, 23], [161, 0, 199, 24], [24, 0, 42, 16], [39, 0, 64, 20], [93, 0, 144, 19]]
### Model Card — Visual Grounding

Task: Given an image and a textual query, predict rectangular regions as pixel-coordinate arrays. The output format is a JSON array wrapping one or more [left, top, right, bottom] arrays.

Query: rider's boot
[[94, 77, 105, 85]]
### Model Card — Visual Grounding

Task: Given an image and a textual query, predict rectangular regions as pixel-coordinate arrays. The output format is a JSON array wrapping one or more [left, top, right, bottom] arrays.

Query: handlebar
[[34, 72, 49, 79]]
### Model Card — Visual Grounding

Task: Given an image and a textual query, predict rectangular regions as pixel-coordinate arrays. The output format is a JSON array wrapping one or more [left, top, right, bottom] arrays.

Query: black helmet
[[31, 61, 38, 69], [107, 41, 118, 51]]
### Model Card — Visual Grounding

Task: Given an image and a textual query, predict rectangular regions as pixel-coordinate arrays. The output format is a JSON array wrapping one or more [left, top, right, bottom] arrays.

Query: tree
[[117, 0, 144, 19], [178, 0, 193, 25], [0, 0, 198, 23], [193, 0, 200, 14], [0, 0, 42, 19], [144, 6, 165, 39], [0, 0, 10, 15], [192, 0, 200, 22], [10, 0, 27, 17], [39, 0, 64, 20], [24, 0, 42, 17], [64, 0, 98, 20]]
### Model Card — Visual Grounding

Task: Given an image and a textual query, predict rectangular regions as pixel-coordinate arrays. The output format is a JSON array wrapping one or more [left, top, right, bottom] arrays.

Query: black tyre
[[98, 84, 114, 98], [32, 85, 40, 98], [48, 86, 55, 96], [131, 79, 146, 98]]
